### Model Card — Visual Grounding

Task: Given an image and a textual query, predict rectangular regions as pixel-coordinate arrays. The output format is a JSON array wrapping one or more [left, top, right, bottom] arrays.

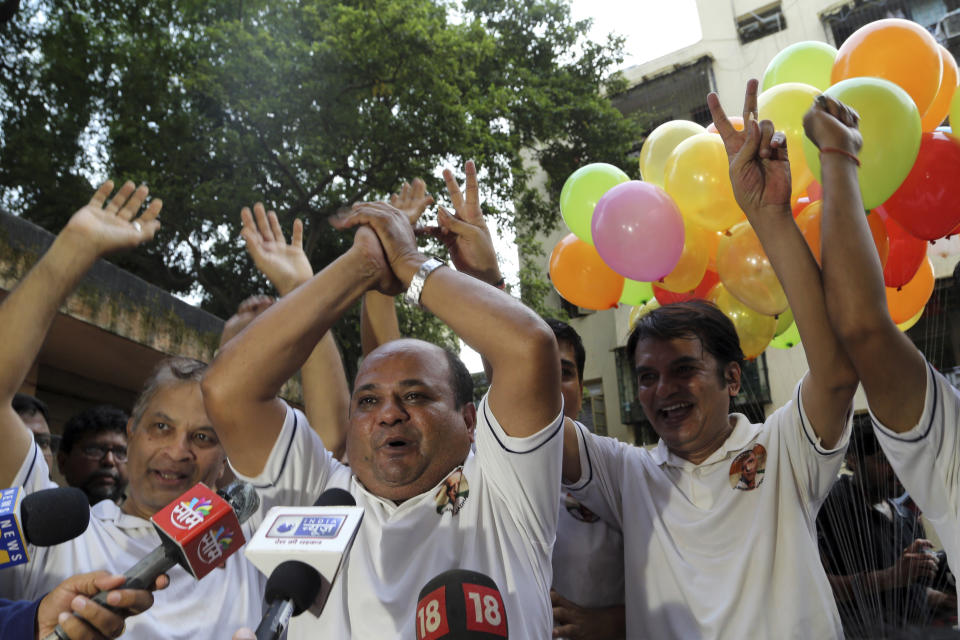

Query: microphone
[[254, 560, 325, 640], [0, 486, 90, 568], [43, 481, 260, 640], [244, 486, 363, 584], [415, 570, 508, 639]]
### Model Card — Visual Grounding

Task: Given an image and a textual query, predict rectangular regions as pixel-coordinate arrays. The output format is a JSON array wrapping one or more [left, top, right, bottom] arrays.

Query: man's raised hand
[[429, 160, 502, 284], [390, 177, 434, 226], [331, 202, 423, 288], [707, 79, 791, 219], [240, 204, 313, 296], [63, 181, 161, 260]]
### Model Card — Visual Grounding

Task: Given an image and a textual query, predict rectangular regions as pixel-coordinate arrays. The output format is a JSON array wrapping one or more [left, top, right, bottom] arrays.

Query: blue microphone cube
[[0, 487, 28, 568]]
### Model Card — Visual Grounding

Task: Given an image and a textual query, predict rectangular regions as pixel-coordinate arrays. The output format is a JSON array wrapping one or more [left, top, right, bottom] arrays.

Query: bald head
[[359, 339, 473, 409]]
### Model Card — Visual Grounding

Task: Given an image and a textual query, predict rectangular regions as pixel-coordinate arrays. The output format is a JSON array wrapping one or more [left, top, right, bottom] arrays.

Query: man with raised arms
[[202, 180, 563, 638], [559, 81, 860, 638], [810, 93, 960, 617], [0, 182, 267, 638]]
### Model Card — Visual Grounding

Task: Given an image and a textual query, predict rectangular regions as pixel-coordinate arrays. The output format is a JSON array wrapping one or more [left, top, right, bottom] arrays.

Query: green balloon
[[770, 321, 801, 349], [761, 41, 838, 92], [802, 77, 921, 210], [773, 307, 794, 336], [620, 279, 654, 306], [560, 163, 630, 245]]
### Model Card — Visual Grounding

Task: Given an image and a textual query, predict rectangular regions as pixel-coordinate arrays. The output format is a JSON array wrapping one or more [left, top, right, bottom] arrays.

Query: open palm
[[65, 181, 161, 257], [240, 204, 313, 296]]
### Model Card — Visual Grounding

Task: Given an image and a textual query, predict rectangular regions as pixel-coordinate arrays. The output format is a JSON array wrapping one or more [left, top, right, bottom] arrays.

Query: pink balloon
[[591, 181, 685, 281]]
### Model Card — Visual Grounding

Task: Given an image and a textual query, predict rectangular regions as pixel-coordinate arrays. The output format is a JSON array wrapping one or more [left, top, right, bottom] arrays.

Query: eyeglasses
[[78, 445, 128, 462], [33, 433, 62, 452]]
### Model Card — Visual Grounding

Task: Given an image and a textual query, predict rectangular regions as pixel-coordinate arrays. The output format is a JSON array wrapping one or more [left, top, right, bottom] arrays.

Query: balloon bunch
[[549, 18, 960, 359]]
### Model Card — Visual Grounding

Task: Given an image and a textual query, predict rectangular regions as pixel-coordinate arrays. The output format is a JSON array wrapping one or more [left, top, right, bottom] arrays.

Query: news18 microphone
[[254, 560, 325, 640], [415, 570, 508, 640], [0, 486, 89, 569]]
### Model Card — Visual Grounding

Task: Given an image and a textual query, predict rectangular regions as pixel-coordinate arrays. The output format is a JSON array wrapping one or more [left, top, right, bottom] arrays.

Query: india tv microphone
[[254, 560, 325, 640], [415, 569, 508, 640], [244, 486, 363, 583], [0, 486, 90, 568]]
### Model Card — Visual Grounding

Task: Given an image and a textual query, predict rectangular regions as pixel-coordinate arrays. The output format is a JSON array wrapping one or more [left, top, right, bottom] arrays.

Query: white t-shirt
[[236, 393, 564, 640], [552, 422, 625, 607], [871, 362, 960, 615], [0, 442, 266, 640], [565, 384, 848, 639]]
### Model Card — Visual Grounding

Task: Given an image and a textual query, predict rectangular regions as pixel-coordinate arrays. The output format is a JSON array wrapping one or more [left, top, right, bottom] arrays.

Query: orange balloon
[[922, 45, 959, 131], [716, 221, 788, 316], [886, 257, 935, 324], [549, 233, 624, 310], [658, 220, 710, 293], [832, 18, 942, 117], [796, 201, 889, 268], [707, 283, 777, 360], [706, 116, 744, 134]]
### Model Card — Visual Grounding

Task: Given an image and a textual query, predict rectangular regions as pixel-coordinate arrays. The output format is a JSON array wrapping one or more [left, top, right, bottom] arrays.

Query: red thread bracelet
[[819, 147, 860, 166]]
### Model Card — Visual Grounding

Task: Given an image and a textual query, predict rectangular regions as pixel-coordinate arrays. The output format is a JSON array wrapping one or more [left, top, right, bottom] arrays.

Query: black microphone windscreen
[[20, 487, 90, 546], [416, 569, 507, 639], [265, 560, 324, 615], [217, 480, 260, 522], [313, 487, 355, 507]]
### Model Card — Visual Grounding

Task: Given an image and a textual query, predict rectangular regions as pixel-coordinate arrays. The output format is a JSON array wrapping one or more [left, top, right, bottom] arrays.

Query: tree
[[0, 0, 640, 372]]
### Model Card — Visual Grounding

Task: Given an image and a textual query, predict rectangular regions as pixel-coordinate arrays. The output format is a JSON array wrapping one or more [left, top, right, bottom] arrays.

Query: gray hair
[[130, 357, 207, 429]]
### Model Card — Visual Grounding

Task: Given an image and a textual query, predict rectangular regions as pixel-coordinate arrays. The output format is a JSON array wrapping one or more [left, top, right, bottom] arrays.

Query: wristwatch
[[404, 257, 445, 308]]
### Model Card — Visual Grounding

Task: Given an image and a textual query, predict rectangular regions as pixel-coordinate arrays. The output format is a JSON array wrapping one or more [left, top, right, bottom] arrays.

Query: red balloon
[[876, 206, 929, 288], [805, 179, 822, 201], [882, 132, 960, 240], [654, 270, 719, 305]]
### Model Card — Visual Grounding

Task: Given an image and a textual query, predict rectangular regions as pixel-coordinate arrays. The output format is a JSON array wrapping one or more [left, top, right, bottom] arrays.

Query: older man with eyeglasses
[[56, 405, 130, 505]]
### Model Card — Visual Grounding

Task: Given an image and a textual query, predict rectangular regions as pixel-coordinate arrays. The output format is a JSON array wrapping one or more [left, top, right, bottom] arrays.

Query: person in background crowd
[[57, 405, 129, 505], [14, 393, 58, 473]]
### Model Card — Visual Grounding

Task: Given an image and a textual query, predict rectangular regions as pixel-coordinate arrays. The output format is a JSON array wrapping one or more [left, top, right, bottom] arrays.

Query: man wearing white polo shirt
[[560, 81, 860, 638], [810, 92, 960, 619], [0, 181, 266, 638], [203, 194, 563, 638]]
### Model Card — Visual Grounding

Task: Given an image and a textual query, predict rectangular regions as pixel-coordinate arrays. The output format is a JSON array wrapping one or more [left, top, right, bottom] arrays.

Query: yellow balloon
[[639, 120, 706, 188], [707, 283, 777, 359], [658, 220, 710, 293], [629, 298, 661, 331], [716, 221, 789, 316], [896, 306, 924, 332], [758, 82, 819, 204], [663, 134, 745, 231]]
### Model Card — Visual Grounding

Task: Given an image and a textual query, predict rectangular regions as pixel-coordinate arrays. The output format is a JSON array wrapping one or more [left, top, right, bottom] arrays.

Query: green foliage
[[0, 0, 639, 364]]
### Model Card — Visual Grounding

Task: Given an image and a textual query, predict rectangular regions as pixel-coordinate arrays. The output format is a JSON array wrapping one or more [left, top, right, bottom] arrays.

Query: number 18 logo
[[416, 587, 450, 640], [462, 584, 507, 636]]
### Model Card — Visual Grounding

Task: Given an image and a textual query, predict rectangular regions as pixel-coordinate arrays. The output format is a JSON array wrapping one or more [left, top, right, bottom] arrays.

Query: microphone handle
[[255, 598, 295, 640]]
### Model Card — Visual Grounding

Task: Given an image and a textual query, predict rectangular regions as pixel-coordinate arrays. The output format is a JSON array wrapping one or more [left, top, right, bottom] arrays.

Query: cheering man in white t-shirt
[[810, 93, 960, 620], [560, 80, 861, 639], [202, 191, 564, 638]]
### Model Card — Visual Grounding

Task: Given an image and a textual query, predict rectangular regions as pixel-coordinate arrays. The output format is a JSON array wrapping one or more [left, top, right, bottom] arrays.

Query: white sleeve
[[473, 393, 564, 548], [231, 404, 347, 529], [871, 363, 959, 523], [11, 441, 57, 494], [562, 422, 626, 531], [776, 380, 850, 516]]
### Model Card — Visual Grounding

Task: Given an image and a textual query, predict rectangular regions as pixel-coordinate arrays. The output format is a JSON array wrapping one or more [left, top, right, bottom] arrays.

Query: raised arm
[[808, 97, 927, 433], [202, 218, 396, 476], [334, 201, 560, 437], [710, 80, 857, 448], [239, 205, 349, 454], [0, 182, 160, 487]]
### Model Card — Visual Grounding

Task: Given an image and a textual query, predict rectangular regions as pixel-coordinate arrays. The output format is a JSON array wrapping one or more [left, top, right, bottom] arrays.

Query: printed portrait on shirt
[[435, 466, 469, 515], [563, 492, 600, 523], [729, 444, 767, 491]]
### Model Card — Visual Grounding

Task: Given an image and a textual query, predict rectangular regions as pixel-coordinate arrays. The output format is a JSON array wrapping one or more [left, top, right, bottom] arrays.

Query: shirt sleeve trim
[[872, 361, 938, 444], [563, 421, 594, 491], [246, 409, 299, 489], [797, 382, 848, 456], [21, 441, 38, 487], [480, 398, 564, 455]]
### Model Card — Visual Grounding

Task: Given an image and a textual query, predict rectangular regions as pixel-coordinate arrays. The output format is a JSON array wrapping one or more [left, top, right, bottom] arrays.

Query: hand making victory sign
[[707, 78, 791, 220]]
